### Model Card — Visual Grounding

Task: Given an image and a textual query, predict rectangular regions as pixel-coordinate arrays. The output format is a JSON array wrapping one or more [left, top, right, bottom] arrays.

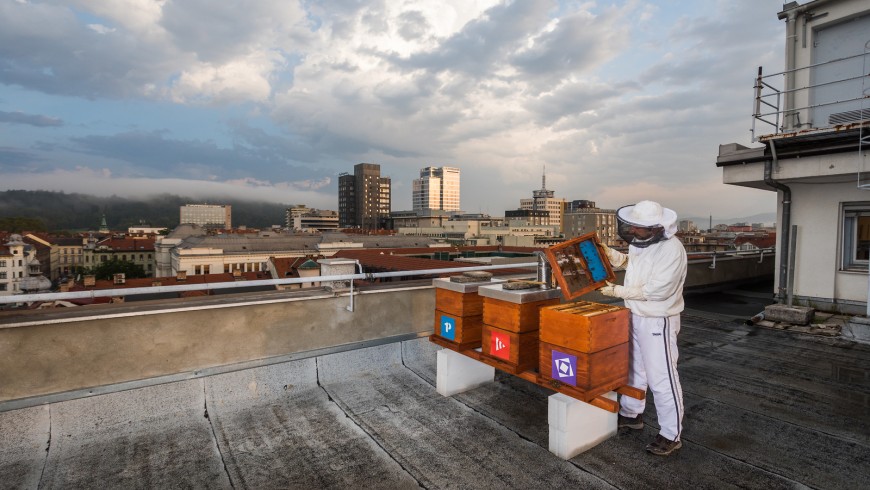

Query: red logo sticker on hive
[[491, 331, 510, 360]]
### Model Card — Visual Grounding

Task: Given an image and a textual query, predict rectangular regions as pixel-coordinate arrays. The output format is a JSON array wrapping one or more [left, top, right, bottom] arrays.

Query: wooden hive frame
[[543, 232, 616, 301]]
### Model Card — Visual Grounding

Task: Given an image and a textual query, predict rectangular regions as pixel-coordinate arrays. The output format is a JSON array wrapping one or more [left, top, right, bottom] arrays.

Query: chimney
[[176, 270, 187, 281]]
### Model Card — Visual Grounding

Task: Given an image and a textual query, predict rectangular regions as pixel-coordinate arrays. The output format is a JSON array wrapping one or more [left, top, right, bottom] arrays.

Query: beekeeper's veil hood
[[616, 200, 678, 248]]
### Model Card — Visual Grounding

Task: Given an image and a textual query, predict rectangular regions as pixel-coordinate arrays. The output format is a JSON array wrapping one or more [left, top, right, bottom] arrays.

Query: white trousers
[[619, 313, 684, 441]]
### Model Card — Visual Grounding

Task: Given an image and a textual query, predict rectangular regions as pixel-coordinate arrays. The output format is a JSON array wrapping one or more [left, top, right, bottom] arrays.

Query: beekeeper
[[599, 200, 687, 456]]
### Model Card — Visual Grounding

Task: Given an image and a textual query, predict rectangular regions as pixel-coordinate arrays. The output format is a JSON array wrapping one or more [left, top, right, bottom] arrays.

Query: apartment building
[[83, 237, 157, 277], [563, 206, 618, 245], [0, 234, 45, 296]]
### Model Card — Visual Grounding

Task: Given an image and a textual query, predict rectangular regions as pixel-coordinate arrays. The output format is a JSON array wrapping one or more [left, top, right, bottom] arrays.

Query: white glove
[[599, 281, 645, 300], [599, 280, 619, 297], [601, 243, 628, 269]]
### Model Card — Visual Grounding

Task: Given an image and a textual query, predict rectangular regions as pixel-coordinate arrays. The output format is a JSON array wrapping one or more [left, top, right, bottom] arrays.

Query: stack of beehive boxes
[[432, 276, 501, 349], [538, 301, 630, 397], [478, 284, 562, 373]]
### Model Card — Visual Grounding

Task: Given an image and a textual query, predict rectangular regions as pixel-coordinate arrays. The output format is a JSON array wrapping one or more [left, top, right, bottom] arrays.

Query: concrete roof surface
[[2, 312, 869, 489]]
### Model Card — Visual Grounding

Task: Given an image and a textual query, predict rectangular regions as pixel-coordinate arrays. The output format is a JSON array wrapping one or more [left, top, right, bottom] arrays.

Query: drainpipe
[[765, 140, 791, 303]]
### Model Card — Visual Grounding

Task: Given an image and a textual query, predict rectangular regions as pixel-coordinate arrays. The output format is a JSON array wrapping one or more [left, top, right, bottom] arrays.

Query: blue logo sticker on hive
[[440, 315, 456, 341], [552, 350, 577, 386]]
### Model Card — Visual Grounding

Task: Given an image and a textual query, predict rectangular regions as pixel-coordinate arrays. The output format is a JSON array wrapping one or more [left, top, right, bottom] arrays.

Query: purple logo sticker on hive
[[440, 315, 456, 341], [552, 350, 577, 386]]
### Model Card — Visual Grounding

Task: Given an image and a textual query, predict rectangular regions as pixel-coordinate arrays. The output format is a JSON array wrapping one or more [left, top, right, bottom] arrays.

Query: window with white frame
[[842, 203, 870, 271]]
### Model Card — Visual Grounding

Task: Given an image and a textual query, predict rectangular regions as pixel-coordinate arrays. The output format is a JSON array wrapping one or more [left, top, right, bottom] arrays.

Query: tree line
[[0, 190, 293, 232]]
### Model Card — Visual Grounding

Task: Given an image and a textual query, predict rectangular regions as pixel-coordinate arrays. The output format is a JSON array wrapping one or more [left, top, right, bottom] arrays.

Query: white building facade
[[717, 0, 870, 314], [412, 166, 460, 212], [1, 234, 44, 296], [180, 204, 232, 229]]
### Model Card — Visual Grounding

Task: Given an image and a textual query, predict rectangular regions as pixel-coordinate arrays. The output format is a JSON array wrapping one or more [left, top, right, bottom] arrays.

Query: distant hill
[[683, 212, 777, 228], [0, 190, 294, 231]]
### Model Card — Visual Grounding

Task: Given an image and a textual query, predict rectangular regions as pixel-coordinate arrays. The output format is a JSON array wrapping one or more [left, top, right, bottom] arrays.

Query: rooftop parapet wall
[[0, 253, 775, 406], [0, 286, 434, 404]]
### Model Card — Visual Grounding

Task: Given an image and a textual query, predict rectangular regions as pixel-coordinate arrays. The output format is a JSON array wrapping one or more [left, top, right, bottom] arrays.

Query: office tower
[[338, 163, 391, 229], [179, 204, 232, 229], [412, 166, 460, 212]]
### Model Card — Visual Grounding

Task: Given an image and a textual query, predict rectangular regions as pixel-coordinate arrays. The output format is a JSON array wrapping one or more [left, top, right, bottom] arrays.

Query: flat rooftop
[[2, 299, 868, 489]]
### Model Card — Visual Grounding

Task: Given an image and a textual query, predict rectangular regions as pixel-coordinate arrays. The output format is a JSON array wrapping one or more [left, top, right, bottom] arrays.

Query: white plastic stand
[[548, 392, 618, 459], [436, 349, 495, 397]]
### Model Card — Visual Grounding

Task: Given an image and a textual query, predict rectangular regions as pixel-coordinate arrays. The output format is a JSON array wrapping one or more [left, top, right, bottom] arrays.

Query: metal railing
[[0, 247, 778, 306], [0, 262, 537, 305], [752, 45, 870, 142]]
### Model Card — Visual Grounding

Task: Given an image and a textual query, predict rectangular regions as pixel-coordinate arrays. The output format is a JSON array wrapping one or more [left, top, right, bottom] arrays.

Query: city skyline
[[0, 1, 785, 220]]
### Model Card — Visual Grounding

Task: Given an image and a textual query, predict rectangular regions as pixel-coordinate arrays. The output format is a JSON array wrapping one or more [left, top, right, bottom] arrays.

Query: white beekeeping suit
[[600, 200, 687, 456]]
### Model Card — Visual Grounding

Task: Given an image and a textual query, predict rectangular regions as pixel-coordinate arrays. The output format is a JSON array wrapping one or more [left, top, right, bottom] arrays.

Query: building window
[[0, 284, 6, 291], [842, 203, 870, 271], [0, 260, 5, 267], [0, 272, 5, 279]]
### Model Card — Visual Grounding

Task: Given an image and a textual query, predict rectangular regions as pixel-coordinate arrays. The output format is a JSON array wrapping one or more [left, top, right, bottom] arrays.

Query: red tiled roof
[[335, 250, 464, 272], [271, 256, 321, 278], [96, 238, 156, 251], [734, 236, 777, 248], [334, 249, 533, 278], [81, 271, 271, 291]]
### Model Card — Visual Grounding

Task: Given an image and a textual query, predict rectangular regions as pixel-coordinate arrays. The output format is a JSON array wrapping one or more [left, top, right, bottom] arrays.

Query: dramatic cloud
[[0, 0, 786, 220]]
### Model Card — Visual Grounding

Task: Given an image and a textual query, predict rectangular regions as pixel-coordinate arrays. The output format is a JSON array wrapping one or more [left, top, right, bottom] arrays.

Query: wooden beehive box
[[539, 341, 628, 393], [433, 312, 482, 347], [539, 301, 629, 353], [436, 287, 484, 317], [478, 283, 562, 333], [432, 277, 502, 348], [481, 325, 539, 373]]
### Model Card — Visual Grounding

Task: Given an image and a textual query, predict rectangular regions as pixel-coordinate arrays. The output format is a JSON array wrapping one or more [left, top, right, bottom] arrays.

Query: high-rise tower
[[412, 166, 460, 212], [338, 163, 391, 229]]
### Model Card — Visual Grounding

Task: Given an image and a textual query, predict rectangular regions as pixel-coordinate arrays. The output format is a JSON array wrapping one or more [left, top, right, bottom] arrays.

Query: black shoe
[[646, 434, 682, 456], [618, 414, 644, 430]]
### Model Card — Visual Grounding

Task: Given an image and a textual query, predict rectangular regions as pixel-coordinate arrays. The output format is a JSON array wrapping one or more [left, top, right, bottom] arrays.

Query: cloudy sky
[[0, 0, 787, 221]]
